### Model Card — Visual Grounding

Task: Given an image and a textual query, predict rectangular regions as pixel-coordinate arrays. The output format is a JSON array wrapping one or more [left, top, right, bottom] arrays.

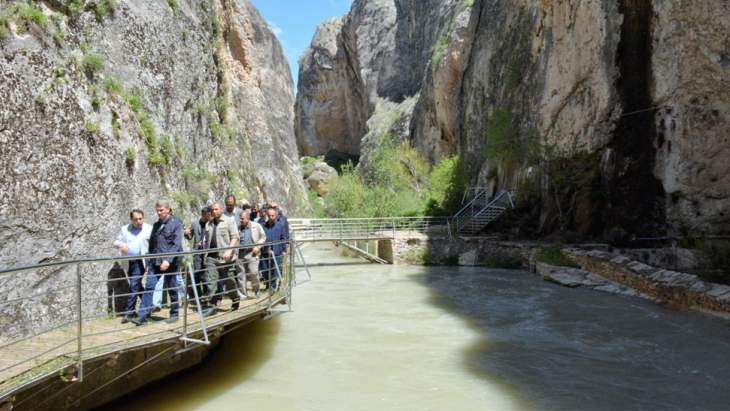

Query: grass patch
[[84, 120, 100, 135], [93, 0, 118, 21], [82, 52, 105, 79], [64, 0, 86, 18], [16, 3, 49, 33], [307, 190, 327, 218], [103, 76, 123, 95], [124, 147, 136, 166], [535, 245, 578, 267], [167, 0, 179, 11]]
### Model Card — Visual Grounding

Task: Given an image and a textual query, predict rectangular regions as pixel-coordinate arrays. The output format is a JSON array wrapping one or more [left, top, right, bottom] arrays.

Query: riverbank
[[388, 234, 730, 317]]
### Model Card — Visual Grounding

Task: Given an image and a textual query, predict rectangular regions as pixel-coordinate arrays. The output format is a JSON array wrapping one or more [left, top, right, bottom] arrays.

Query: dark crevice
[[604, 0, 665, 236]]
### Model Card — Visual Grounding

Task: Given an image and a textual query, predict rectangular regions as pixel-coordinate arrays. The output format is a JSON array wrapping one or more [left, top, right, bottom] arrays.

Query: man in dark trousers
[[133, 199, 184, 325], [261, 206, 289, 293], [184, 206, 212, 298]]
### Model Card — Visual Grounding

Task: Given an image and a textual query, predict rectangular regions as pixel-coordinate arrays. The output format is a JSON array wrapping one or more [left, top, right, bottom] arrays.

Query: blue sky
[[250, 0, 353, 86]]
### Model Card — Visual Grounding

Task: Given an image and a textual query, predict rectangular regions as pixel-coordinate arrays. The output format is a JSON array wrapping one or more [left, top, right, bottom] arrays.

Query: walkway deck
[[0, 292, 287, 401]]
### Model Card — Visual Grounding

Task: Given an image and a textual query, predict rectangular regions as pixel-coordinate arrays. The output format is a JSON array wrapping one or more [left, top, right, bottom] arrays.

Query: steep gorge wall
[[0, 0, 306, 335], [296, 0, 729, 237]]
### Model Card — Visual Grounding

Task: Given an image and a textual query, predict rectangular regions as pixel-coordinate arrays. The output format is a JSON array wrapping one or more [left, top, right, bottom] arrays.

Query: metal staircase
[[453, 189, 515, 235]]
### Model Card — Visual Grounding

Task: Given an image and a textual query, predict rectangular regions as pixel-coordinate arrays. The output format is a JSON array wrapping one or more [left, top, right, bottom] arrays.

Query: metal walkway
[[0, 240, 297, 406], [452, 190, 515, 235]]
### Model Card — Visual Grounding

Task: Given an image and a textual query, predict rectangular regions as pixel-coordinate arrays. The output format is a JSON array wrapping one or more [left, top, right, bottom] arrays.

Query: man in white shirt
[[113, 209, 152, 324]]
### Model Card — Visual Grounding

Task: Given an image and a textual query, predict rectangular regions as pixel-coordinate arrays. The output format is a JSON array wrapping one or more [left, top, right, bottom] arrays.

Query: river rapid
[[108, 243, 730, 411]]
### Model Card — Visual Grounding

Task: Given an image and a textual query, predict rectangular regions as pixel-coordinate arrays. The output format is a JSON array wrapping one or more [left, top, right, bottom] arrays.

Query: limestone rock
[[307, 162, 338, 196], [298, 0, 730, 237], [458, 249, 477, 266], [0, 0, 306, 335]]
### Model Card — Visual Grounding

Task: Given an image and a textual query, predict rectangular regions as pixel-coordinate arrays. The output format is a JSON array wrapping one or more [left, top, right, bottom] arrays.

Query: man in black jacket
[[133, 199, 184, 325]]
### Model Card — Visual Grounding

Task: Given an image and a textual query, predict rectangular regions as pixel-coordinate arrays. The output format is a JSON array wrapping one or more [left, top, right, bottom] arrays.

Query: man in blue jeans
[[133, 199, 184, 326], [113, 209, 152, 324], [261, 206, 289, 293]]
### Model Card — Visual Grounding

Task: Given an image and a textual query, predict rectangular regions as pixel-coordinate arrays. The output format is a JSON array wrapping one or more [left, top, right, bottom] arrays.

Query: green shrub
[[167, 0, 179, 11], [82, 52, 105, 78], [431, 34, 449, 68], [307, 190, 327, 218], [0, 23, 10, 42], [160, 134, 174, 163], [103, 76, 123, 95], [65, 0, 85, 18], [139, 117, 156, 145], [124, 93, 143, 115], [424, 155, 467, 215], [147, 150, 166, 167], [52, 29, 65, 46], [84, 120, 100, 135], [90, 90, 102, 111], [16, 3, 49, 33], [124, 147, 136, 166], [535, 245, 578, 267]]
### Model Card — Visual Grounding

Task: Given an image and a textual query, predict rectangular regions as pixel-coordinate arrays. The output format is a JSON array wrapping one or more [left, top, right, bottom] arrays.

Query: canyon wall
[[0, 0, 306, 334], [295, 0, 729, 237]]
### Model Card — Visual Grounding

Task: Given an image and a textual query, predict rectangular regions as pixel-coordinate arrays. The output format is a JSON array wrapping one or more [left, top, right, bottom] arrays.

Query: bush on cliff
[[320, 135, 466, 218]]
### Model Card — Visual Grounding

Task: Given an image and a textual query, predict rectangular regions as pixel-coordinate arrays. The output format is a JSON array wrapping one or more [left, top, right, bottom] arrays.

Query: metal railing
[[0, 239, 297, 401], [453, 190, 515, 234], [289, 216, 454, 242]]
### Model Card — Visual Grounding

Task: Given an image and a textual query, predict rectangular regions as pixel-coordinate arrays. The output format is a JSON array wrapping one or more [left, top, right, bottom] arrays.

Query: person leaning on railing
[[113, 209, 152, 324], [133, 199, 184, 326], [236, 210, 266, 299], [202, 202, 241, 317]]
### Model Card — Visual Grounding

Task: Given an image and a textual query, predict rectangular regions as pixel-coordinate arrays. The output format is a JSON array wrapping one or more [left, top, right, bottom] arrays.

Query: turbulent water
[[108, 243, 730, 411]]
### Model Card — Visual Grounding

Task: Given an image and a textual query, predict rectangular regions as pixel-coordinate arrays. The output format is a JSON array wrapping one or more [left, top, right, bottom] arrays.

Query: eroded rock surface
[[0, 0, 306, 335], [297, 0, 730, 237]]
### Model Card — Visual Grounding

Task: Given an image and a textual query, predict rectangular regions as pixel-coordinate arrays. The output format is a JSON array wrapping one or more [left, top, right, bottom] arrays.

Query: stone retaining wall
[[566, 249, 730, 315]]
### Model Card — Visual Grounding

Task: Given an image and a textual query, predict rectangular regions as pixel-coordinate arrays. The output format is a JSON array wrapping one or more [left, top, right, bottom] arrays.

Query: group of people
[[113, 195, 290, 326]]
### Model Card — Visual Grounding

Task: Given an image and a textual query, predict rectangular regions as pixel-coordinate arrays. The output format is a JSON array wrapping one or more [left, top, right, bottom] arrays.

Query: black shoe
[[165, 315, 179, 324], [131, 316, 148, 326], [201, 307, 217, 318], [121, 315, 134, 324], [152, 307, 162, 313], [231, 301, 239, 311]]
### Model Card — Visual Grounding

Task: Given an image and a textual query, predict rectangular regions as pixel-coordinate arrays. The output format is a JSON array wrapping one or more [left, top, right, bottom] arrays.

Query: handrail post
[[288, 240, 294, 311], [75, 263, 83, 381], [182, 259, 188, 346]]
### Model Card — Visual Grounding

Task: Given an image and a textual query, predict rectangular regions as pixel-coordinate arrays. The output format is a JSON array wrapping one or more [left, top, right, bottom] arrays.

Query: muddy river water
[[109, 243, 730, 410]]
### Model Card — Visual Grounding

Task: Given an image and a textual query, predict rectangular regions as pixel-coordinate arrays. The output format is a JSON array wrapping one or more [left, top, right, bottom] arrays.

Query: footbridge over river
[[0, 241, 296, 410], [0, 192, 514, 409]]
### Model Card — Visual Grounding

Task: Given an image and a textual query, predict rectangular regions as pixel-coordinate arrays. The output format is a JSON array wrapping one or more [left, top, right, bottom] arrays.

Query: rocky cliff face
[[0, 0, 306, 335], [296, 0, 729, 237]]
